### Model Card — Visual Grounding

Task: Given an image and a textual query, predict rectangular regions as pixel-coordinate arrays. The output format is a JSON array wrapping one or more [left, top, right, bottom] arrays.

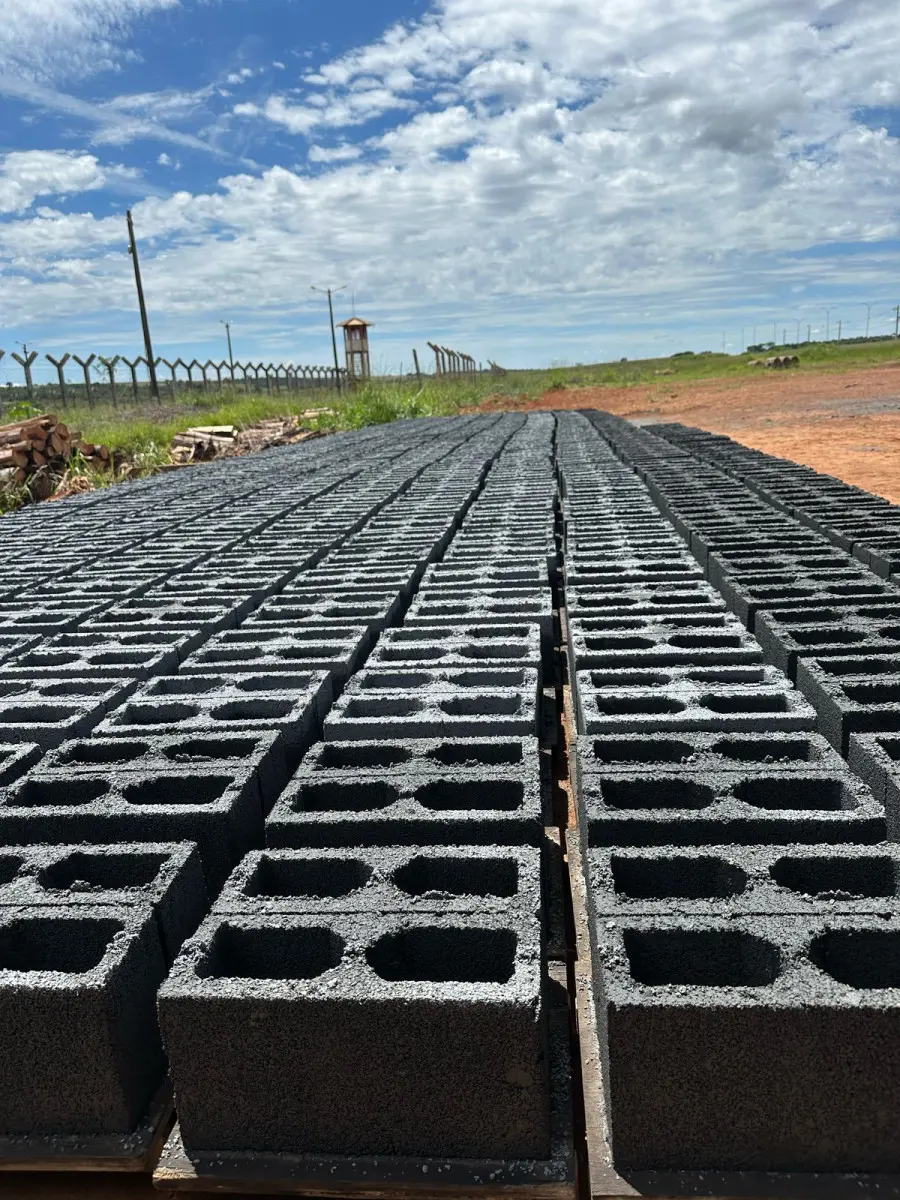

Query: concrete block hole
[[394, 856, 519, 897], [122, 776, 231, 806], [810, 930, 900, 988], [200, 924, 344, 981], [0, 915, 122, 973], [623, 928, 781, 987], [770, 855, 897, 899], [246, 857, 373, 898], [38, 850, 169, 891], [733, 777, 846, 811], [365, 927, 517, 983], [14, 777, 109, 807], [601, 779, 716, 810], [612, 854, 748, 900]]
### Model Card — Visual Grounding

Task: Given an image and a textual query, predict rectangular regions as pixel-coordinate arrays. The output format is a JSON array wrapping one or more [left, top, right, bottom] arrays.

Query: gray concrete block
[[325, 681, 540, 740], [718, 573, 900, 628], [755, 610, 900, 678], [569, 615, 761, 670], [299, 735, 544, 781], [0, 741, 42, 785], [0, 904, 167, 1136], [369, 622, 543, 668], [589, 843, 900, 917], [180, 626, 371, 682], [1, 634, 180, 679], [593, 914, 900, 1171], [43, 730, 287, 810], [158, 910, 548, 1158], [795, 654, 900, 753], [266, 769, 544, 847], [94, 671, 332, 757], [575, 665, 815, 735], [583, 769, 884, 846], [216, 845, 541, 922], [576, 730, 843, 782], [0, 842, 207, 963], [0, 768, 262, 890]]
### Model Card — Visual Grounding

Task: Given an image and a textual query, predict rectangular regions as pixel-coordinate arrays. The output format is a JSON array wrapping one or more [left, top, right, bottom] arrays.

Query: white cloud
[[308, 143, 362, 163], [0, 0, 178, 84], [3, 0, 900, 364], [0, 149, 140, 214]]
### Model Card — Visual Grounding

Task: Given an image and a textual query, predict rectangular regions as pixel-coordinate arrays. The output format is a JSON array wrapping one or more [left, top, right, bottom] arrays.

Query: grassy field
[[16, 336, 900, 459], [2, 336, 898, 516]]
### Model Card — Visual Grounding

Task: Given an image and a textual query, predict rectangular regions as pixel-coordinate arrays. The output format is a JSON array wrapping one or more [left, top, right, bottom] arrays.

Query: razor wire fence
[[0, 349, 347, 417]]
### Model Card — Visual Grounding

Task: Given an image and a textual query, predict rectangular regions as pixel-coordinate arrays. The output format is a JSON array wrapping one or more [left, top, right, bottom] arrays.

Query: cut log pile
[[170, 418, 327, 464], [0, 413, 111, 486], [171, 425, 239, 462]]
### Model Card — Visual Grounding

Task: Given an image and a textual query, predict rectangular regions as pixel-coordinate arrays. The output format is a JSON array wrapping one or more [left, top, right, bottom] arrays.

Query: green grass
[[44, 375, 511, 459], [500, 336, 900, 395], [3, 335, 898, 517]]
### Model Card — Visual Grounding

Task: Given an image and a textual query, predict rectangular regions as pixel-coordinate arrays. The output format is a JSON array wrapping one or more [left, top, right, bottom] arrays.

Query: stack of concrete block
[[158, 415, 560, 1162], [0, 843, 206, 1138], [557, 411, 899, 1174]]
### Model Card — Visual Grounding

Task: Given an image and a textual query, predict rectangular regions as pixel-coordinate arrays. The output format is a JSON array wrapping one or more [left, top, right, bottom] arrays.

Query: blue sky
[[1, 0, 900, 381]]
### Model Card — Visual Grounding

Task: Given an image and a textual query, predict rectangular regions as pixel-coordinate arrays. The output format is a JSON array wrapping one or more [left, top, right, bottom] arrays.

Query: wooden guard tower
[[340, 316, 372, 380]]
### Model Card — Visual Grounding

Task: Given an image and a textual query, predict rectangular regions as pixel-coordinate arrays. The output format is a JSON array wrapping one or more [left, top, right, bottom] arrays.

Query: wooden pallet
[[0, 1084, 173, 1176], [152, 972, 575, 1199]]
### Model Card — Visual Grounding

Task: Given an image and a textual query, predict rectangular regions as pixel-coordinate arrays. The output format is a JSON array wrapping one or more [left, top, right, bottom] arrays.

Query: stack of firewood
[[171, 425, 238, 462], [0, 413, 110, 485]]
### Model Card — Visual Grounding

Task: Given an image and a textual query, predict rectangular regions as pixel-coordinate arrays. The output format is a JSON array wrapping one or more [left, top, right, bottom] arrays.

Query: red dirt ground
[[471, 364, 900, 504]]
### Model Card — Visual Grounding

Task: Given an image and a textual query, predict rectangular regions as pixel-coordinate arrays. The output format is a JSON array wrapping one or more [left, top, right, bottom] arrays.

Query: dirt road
[[473, 363, 900, 503]]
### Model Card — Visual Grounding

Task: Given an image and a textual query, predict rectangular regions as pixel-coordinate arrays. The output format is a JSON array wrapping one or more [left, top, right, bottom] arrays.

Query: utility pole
[[825, 308, 832, 342], [752, 325, 757, 347], [311, 285, 346, 393], [221, 321, 234, 370], [126, 210, 159, 401], [773, 320, 778, 345], [795, 318, 802, 344], [894, 305, 900, 338], [863, 302, 873, 340], [807, 324, 811, 343], [838, 320, 842, 342], [782, 328, 787, 345]]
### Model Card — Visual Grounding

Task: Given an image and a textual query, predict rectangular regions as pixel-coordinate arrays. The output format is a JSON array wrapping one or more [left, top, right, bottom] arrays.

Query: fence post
[[11, 350, 38, 403], [46, 353, 70, 407], [159, 359, 178, 402], [412, 349, 422, 382], [123, 357, 143, 404], [0, 350, 4, 419], [102, 356, 120, 407], [206, 361, 222, 392], [72, 354, 96, 407]]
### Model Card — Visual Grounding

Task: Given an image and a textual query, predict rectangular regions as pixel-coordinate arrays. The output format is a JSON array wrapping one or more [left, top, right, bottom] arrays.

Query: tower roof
[[339, 316, 373, 328]]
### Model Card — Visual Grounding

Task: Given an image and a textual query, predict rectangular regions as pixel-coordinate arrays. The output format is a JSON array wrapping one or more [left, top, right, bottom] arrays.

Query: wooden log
[[54, 422, 69, 439], [49, 432, 68, 455], [186, 425, 235, 437], [0, 414, 55, 435], [0, 450, 29, 470], [31, 449, 47, 467], [98, 445, 111, 461]]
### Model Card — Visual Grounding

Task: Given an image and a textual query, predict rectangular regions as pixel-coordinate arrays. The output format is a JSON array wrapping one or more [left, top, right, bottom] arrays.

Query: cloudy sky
[[1, 0, 899, 376]]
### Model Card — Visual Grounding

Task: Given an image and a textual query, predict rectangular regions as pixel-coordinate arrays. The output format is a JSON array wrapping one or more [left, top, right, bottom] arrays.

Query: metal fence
[[0, 349, 347, 415]]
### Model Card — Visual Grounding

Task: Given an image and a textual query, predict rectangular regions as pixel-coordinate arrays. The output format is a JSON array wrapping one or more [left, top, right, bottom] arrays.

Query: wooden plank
[[0, 1085, 172, 1175]]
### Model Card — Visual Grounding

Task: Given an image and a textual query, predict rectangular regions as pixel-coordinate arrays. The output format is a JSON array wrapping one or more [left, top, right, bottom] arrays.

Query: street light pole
[[126, 209, 160, 401], [311, 285, 346, 393], [221, 321, 234, 370]]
